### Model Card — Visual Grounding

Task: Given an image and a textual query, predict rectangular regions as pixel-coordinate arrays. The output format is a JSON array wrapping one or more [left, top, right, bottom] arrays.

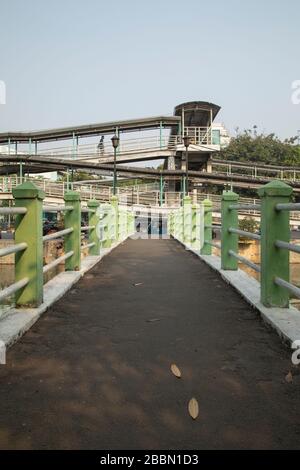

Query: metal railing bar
[[0, 242, 27, 258], [276, 203, 300, 212], [205, 208, 221, 213], [81, 208, 96, 213], [274, 277, 300, 299], [205, 225, 221, 230], [43, 205, 73, 212], [43, 227, 73, 242], [228, 249, 261, 273], [80, 242, 96, 251], [0, 277, 29, 302], [0, 207, 27, 215], [43, 251, 74, 274], [205, 241, 221, 250], [228, 227, 261, 241], [275, 240, 300, 254], [228, 204, 261, 211], [81, 225, 95, 231]]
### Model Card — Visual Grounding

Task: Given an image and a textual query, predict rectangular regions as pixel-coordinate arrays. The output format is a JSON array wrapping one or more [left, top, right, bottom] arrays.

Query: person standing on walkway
[[97, 135, 104, 156]]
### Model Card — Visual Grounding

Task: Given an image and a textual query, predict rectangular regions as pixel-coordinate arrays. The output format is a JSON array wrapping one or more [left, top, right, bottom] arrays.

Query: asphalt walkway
[[0, 239, 299, 449]]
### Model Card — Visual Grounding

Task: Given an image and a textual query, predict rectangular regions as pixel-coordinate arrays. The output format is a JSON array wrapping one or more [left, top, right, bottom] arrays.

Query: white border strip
[[174, 236, 300, 346]]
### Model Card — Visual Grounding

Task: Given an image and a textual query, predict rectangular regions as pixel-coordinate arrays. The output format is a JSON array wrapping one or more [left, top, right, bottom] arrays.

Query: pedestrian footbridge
[[0, 180, 300, 449]]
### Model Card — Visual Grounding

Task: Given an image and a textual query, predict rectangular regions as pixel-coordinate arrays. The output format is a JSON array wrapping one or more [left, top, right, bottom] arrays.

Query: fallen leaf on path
[[133, 283, 143, 287], [285, 371, 293, 383], [188, 398, 199, 420], [171, 364, 182, 378]]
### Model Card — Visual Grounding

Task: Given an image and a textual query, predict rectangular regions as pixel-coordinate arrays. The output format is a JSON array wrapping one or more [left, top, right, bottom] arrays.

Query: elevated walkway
[[0, 239, 299, 449]]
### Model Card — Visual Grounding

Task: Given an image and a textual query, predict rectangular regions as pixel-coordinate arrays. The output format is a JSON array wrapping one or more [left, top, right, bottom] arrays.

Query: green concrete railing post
[[119, 208, 125, 241], [110, 195, 119, 243], [180, 208, 184, 242], [127, 211, 134, 237], [168, 211, 174, 237], [183, 196, 192, 246], [131, 212, 135, 236], [180, 207, 184, 242], [87, 199, 100, 255], [64, 191, 81, 271], [175, 209, 181, 240], [13, 182, 45, 307], [171, 211, 175, 237], [191, 204, 200, 251], [201, 199, 213, 255], [221, 190, 239, 270], [127, 211, 131, 237], [258, 181, 293, 307], [99, 203, 112, 249]]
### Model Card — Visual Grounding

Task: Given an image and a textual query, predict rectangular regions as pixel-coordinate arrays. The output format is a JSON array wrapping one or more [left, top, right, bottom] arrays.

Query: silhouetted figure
[[97, 136, 104, 156]]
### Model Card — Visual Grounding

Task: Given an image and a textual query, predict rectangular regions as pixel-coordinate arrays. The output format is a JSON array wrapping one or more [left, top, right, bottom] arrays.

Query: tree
[[57, 171, 101, 182], [239, 216, 259, 238], [219, 126, 300, 167]]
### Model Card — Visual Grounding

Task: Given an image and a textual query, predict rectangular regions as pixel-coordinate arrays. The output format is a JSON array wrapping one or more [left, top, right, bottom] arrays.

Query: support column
[[191, 203, 200, 251], [100, 203, 112, 249], [64, 191, 81, 271], [87, 200, 100, 255], [221, 191, 239, 270], [183, 195, 192, 247], [13, 182, 45, 307], [110, 195, 119, 243], [201, 199, 212, 255], [206, 158, 212, 173], [258, 181, 292, 307]]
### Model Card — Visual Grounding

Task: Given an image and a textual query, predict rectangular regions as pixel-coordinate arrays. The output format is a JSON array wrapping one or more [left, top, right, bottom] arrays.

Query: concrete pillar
[[110, 195, 119, 243], [183, 196, 192, 247], [206, 158, 212, 173], [13, 182, 45, 307], [258, 180, 292, 307], [221, 191, 239, 270], [191, 204, 200, 251], [64, 191, 81, 271], [201, 199, 212, 255], [87, 199, 100, 255]]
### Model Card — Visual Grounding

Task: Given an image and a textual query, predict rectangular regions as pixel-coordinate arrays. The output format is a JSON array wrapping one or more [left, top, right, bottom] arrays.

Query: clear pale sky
[[0, 0, 299, 138]]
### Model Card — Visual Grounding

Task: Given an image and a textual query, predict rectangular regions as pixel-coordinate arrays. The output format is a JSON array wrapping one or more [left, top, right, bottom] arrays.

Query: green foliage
[[219, 126, 300, 166], [239, 216, 259, 235], [57, 171, 101, 182], [117, 178, 152, 187]]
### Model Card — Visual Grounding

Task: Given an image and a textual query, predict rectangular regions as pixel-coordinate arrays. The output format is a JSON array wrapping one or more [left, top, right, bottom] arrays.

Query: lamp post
[[183, 135, 191, 195], [111, 134, 119, 195]]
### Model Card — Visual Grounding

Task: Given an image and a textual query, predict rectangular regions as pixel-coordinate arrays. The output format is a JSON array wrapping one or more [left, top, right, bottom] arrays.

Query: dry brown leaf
[[188, 398, 199, 419], [170, 364, 182, 378], [285, 371, 293, 383]]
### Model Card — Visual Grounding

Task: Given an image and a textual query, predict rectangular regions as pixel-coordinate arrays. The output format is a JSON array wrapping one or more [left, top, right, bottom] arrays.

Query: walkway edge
[[0, 242, 123, 348], [173, 237, 300, 346]]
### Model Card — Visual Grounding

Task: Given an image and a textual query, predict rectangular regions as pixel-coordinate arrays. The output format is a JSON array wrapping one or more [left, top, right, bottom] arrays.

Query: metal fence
[[0, 182, 135, 309], [168, 180, 300, 309]]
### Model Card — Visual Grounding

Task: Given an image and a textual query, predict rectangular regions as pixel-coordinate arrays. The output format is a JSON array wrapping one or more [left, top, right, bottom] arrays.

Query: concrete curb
[[0, 242, 123, 348], [173, 236, 300, 346]]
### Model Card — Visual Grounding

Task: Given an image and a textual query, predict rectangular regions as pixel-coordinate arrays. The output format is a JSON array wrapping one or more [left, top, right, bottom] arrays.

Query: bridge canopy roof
[[174, 101, 221, 128], [0, 115, 180, 144]]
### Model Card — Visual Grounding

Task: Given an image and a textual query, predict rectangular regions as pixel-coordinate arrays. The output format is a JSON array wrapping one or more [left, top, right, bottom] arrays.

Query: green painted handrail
[[167, 179, 300, 309], [0, 182, 135, 307]]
